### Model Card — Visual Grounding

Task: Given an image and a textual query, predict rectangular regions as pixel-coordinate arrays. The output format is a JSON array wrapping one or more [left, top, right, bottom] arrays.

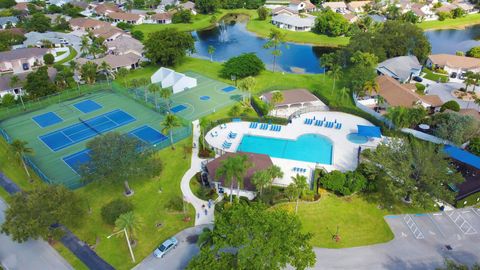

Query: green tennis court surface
[[130, 71, 242, 120], [0, 91, 181, 188]]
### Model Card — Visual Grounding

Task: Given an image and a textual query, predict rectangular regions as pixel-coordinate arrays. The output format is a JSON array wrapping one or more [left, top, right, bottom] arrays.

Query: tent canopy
[[357, 125, 382, 138], [444, 145, 480, 170]]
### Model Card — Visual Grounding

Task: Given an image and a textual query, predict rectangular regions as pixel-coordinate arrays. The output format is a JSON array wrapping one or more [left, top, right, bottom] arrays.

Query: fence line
[[353, 94, 393, 128]]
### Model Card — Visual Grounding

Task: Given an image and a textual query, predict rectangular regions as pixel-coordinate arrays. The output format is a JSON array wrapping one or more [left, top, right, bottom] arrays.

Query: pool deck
[[205, 111, 382, 186]]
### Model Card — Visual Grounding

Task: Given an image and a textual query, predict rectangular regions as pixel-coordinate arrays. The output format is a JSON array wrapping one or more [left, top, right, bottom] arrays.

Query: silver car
[[153, 237, 178, 258]]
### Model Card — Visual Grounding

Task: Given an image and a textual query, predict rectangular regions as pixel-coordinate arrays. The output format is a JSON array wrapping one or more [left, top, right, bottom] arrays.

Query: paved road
[[426, 82, 480, 111], [0, 198, 73, 270], [133, 225, 210, 270]]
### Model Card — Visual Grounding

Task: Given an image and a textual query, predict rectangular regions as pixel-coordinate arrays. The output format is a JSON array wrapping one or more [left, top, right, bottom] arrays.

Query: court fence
[[204, 116, 289, 134], [0, 82, 110, 121], [111, 82, 170, 114]]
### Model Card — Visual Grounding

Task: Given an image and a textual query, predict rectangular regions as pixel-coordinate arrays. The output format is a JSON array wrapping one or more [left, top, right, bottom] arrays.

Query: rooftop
[[377, 55, 422, 82], [271, 13, 315, 27], [0, 48, 49, 62], [261, 89, 321, 106], [428, 54, 480, 70]]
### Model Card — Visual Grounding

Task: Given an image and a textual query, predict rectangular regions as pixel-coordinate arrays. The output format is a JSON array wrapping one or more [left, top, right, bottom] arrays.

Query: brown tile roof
[[411, 3, 426, 17], [272, 6, 298, 15], [0, 48, 49, 62], [13, 2, 40, 11], [376, 75, 420, 107], [107, 12, 142, 21], [69, 18, 111, 29], [347, 1, 371, 9], [0, 28, 25, 36], [262, 89, 320, 106], [342, 13, 358, 22], [420, 94, 443, 107], [92, 26, 124, 39], [94, 3, 121, 15], [206, 152, 273, 191], [151, 12, 172, 20], [77, 53, 140, 69], [428, 54, 480, 70]]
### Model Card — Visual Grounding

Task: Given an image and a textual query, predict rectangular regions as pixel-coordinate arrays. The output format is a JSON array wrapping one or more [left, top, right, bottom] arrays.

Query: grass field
[[423, 68, 449, 83], [133, 9, 348, 46], [420, 13, 480, 30], [55, 46, 78, 65]]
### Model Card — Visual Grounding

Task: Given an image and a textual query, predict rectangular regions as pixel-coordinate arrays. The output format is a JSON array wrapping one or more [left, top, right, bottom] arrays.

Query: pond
[[192, 15, 335, 74], [425, 24, 480, 54]]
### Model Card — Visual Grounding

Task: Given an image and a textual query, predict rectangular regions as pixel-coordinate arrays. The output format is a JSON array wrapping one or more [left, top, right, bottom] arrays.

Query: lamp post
[[107, 228, 136, 263]]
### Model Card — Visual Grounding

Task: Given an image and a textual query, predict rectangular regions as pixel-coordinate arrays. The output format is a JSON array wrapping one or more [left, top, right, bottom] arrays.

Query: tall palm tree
[[199, 117, 209, 150], [362, 80, 379, 97], [215, 156, 237, 203], [208, 45, 215, 62], [267, 165, 283, 190], [291, 174, 308, 214], [160, 87, 172, 111], [99, 61, 112, 86], [9, 75, 25, 110], [10, 139, 33, 179], [233, 154, 252, 199], [114, 211, 143, 243], [464, 71, 475, 91], [80, 35, 89, 56], [252, 170, 271, 196], [148, 84, 160, 109], [161, 114, 181, 149], [271, 91, 284, 116], [263, 28, 286, 72], [327, 64, 342, 94], [138, 78, 150, 103], [237, 76, 256, 103]]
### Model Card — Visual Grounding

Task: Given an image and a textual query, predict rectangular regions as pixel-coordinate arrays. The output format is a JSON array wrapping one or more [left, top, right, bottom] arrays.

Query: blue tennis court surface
[[74, 100, 102, 113], [40, 109, 136, 151], [222, 86, 236, 93], [171, 104, 187, 113], [129, 125, 167, 145], [200, 96, 210, 101], [32, 112, 63, 128], [63, 149, 91, 174]]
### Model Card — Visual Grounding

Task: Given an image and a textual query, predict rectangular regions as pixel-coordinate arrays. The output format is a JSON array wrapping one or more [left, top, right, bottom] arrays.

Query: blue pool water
[[237, 134, 332, 164], [347, 133, 368, 144]]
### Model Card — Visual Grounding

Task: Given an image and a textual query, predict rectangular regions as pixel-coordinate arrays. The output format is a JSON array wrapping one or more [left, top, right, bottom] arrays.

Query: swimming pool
[[237, 134, 332, 164], [347, 133, 368, 144]]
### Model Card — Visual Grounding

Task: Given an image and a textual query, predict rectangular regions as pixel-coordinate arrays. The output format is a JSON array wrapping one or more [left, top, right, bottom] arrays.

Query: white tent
[[150, 67, 197, 94]]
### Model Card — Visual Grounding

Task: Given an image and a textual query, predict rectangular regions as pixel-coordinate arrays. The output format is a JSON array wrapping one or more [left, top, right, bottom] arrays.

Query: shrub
[[319, 170, 367, 196], [466, 46, 480, 58], [172, 9, 192, 23], [251, 96, 270, 116], [313, 9, 349, 37], [437, 11, 451, 21], [257, 6, 268, 20], [166, 196, 184, 212], [131, 30, 144, 41], [43, 53, 55, 65], [467, 137, 480, 155], [219, 53, 265, 79], [116, 22, 132, 30], [415, 83, 425, 93], [101, 199, 134, 225], [1, 93, 15, 106], [440, 100, 460, 112]]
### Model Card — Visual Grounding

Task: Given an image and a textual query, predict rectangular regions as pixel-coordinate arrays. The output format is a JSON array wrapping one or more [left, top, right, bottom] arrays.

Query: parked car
[[450, 72, 457, 78], [153, 237, 178, 258], [412, 76, 423, 82]]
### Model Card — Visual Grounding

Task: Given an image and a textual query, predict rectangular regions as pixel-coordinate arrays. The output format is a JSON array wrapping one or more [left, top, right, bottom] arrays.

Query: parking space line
[[428, 213, 447, 239], [446, 211, 478, 235], [404, 215, 425, 239]]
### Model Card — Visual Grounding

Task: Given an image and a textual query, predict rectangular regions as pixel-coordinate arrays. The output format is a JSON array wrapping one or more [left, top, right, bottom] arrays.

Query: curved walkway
[[180, 120, 215, 226]]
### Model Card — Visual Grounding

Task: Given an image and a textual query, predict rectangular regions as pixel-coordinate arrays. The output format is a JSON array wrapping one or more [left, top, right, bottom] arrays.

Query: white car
[[153, 237, 178, 258]]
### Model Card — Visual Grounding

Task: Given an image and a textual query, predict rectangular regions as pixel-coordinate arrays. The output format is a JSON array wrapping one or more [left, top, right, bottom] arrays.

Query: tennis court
[[0, 90, 191, 188], [131, 71, 241, 120], [40, 109, 136, 151]]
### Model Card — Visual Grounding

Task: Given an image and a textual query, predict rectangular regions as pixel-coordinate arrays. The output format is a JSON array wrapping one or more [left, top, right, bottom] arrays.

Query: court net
[[78, 117, 102, 135]]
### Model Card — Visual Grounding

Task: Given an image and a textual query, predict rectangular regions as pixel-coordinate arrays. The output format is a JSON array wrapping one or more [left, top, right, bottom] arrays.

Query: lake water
[[425, 24, 480, 54], [192, 15, 334, 74]]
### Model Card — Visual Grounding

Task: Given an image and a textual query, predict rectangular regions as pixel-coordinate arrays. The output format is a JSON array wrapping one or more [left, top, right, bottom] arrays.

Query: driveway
[[132, 225, 210, 270], [426, 82, 480, 111], [0, 198, 73, 270]]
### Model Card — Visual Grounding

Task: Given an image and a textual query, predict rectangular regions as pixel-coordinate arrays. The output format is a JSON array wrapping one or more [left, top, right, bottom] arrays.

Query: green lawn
[[133, 8, 348, 46], [420, 13, 480, 30], [55, 46, 78, 65], [422, 68, 449, 83], [68, 138, 195, 270]]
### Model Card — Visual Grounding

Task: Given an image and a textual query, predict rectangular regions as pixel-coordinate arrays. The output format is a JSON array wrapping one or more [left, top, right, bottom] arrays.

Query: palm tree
[[263, 28, 286, 72], [215, 156, 237, 203], [327, 64, 342, 94], [338, 87, 349, 102], [252, 170, 270, 196], [233, 154, 252, 199], [9, 75, 25, 110], [291, 174, 308, 214], [267, 165, 283, 189], [161, 114, 181, 149], [362, 80, 379, 97], [10, 139, 33, 179], [199, 117, 209, 150], [99, 61, 112, 86], [271, 91, 284, 116], [138, 78, 150, 103], [237, 76, 256, 103], [148, 84, 160, 109], [464, 71, 475, 91], [80, 35, 89, 56], [114, 211, 143, 244], [208, 45, 215, 62], [229, 103, 242, 117], [117, 68, 129, 86], [159, 87, 172, 111]]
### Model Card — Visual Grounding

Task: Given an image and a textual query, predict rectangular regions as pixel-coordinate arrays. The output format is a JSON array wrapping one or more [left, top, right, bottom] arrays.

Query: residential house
[[368, 14, 387, 22], [411, 3, 437, 21], [46, 0, 73, 7], [288, 0, 317, 13], [205, 152, 275, 200], [105, 35, 143, 56], [0, 48, 52, 74], [271, 13, 316, 31], [426, 54, 480, 77], [107, 12, 145, 25], [0, 67, 57, 98], [23, 31, 81, 48], [376, 55, 422, 83], [92, 3, 122, 17], [0, 17, 18, 29], [271, 6, 298, 16], [374, 75, 443, 112], [343, 13, 359, 23], [434, 2, 458, 13], [12, 2, 41, 14], [347, 1, 370, 13], [70, 0, 89, 9], [69, 18, 125, 41], [180, 1, 197, 15], [260, 89, 328, 117], [454, 1, 477, 14], [77, 53, 141, 72], [322, 1, 348, 14], [148, 12, 172, 24]]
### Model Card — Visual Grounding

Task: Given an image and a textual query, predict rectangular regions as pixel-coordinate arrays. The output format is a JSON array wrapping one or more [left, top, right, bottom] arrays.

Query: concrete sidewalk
[[0, 198, 73, 270]]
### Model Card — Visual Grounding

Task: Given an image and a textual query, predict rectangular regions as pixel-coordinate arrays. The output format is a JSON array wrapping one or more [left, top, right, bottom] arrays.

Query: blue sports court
[[40, 109, 136, 151], [63, 149, 91, 174], [171, 104, 187, 113], [32, 112, 63, 128], [74, 100, 102, 113], [222, 86, 236, 93], [129, 125, 167, 145]]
